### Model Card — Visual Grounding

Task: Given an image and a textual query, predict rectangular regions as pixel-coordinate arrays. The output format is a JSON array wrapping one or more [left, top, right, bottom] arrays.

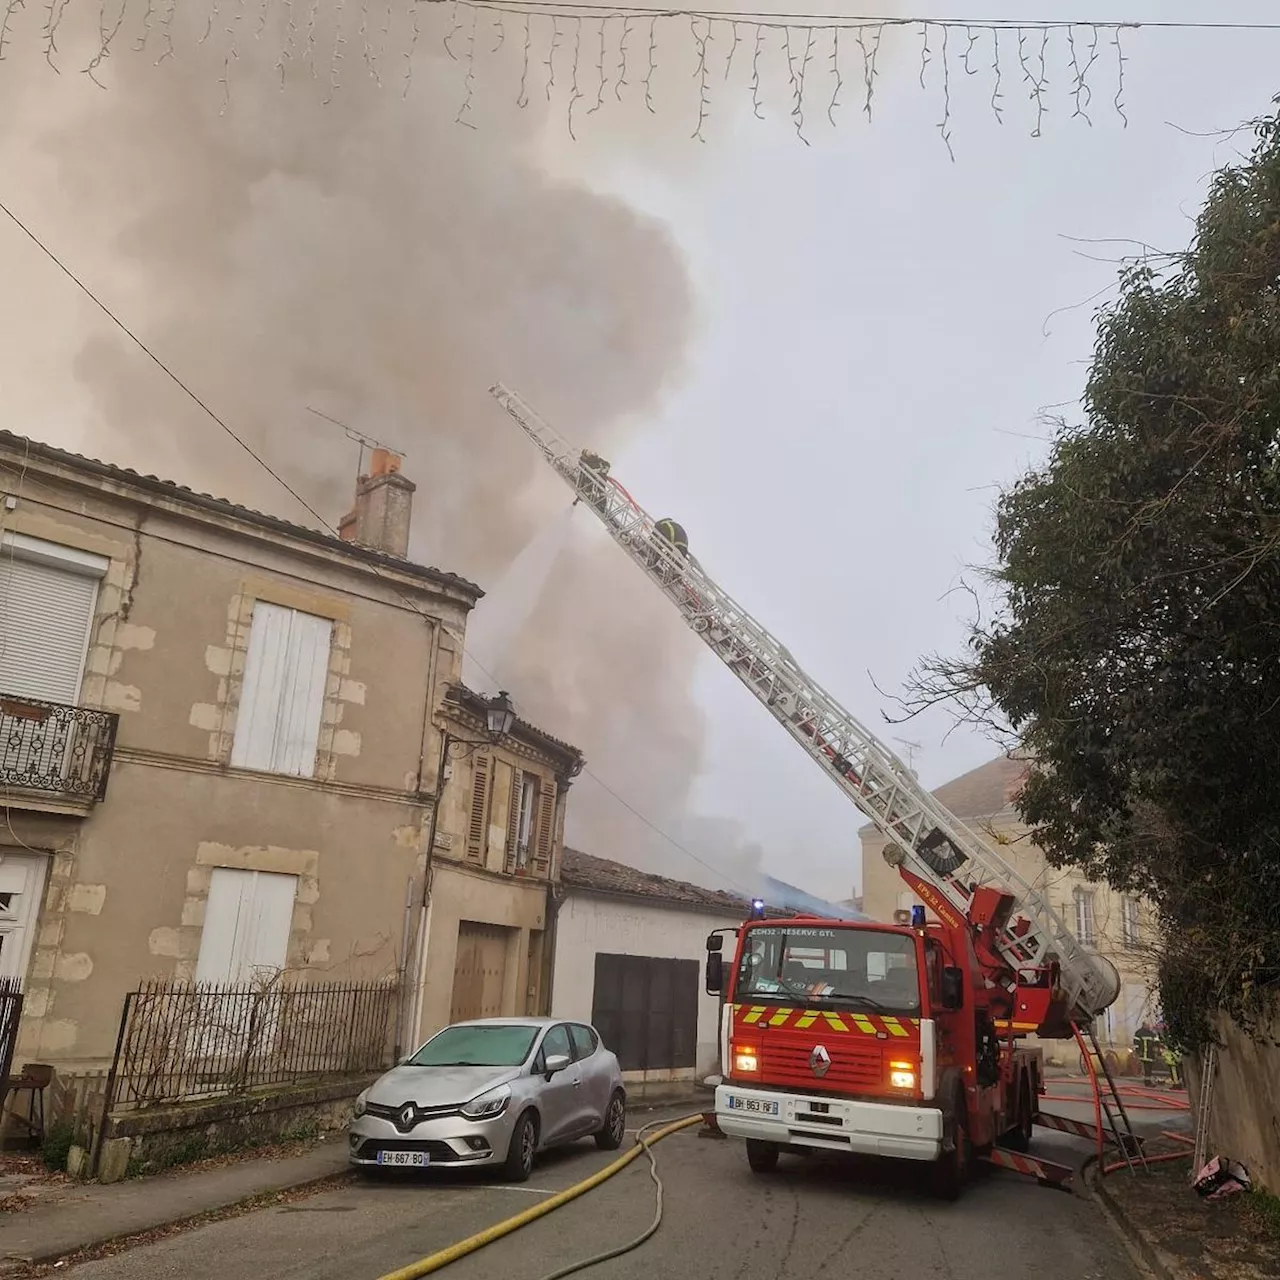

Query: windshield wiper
[[823, 994, 891, 1011]]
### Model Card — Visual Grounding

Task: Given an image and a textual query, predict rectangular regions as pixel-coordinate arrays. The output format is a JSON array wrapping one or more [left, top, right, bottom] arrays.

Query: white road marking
[[451, 1184, 559, 1195]]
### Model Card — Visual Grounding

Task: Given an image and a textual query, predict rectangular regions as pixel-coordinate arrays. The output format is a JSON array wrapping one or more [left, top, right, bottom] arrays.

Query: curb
[[1085, 1158, 1178, 1280], [0, 1168, 352, 1267]]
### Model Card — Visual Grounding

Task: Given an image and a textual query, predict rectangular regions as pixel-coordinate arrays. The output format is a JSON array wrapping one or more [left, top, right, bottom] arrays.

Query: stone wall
[[91, 1077, 371, 1182]]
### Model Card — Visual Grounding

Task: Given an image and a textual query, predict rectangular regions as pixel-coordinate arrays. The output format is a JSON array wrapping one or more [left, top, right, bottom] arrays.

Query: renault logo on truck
[[809, 1045, 831, 1078]]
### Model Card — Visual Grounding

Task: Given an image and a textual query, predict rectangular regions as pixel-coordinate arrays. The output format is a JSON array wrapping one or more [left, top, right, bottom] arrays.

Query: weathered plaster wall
[[417, 862, 548, 1044], [1186, 1010, 1280, 1194]]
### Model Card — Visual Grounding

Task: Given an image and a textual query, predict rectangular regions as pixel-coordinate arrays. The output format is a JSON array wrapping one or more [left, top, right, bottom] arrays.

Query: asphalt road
[[59, 1088, 1165, 1280]]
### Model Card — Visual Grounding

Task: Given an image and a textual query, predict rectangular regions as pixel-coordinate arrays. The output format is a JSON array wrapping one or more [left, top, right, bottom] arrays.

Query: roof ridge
[[0, 429, 482, 598]]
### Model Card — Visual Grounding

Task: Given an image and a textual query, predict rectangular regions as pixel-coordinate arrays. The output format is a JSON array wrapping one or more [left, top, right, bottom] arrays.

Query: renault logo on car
[[809, 1045, 831, 1078], [398, 1104, 417, 1130]]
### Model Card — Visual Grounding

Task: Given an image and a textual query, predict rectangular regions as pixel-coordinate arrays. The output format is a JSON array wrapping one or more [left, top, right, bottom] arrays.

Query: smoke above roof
[[0, 2, 782, 891]]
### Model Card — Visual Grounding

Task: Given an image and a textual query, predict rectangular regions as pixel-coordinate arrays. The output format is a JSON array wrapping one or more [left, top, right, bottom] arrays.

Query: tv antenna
[[305, 406, 407, 477], [893, 737, 922, 774]]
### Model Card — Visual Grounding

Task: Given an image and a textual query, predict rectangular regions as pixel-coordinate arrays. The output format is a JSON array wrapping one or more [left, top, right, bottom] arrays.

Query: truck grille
[[760, 1041, 883, 1091]]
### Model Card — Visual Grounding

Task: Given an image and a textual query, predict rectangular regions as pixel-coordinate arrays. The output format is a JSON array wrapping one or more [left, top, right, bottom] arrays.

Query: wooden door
[[450, 922, 511, 1023]]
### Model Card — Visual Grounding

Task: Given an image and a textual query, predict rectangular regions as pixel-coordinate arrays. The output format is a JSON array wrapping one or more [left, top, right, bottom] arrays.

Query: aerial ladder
[[490, 383, 1144, 1172]]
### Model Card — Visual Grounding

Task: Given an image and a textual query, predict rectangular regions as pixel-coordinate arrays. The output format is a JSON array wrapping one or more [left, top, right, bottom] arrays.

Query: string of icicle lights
[[8, 0, 1279, 150]]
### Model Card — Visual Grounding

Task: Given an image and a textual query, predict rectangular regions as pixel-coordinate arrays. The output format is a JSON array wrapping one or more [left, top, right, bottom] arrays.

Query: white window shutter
[[231, 602, 332, 776], [0, 557, 98, 704], [195, 867, 297, 985]]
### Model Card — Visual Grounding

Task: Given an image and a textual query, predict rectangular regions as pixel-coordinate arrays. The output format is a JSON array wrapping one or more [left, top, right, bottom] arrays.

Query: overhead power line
[[0, 193, 756, 898]]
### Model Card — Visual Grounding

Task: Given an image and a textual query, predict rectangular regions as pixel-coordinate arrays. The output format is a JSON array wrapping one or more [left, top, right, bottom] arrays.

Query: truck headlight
[[732, 1042, 759, 1073], [461, 1084, 511, 1120], [889, 1060, 916, 1090]]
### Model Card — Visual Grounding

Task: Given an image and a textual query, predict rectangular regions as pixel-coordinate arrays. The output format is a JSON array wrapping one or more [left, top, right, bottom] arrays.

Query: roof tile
[[560, 848, 786, 917]]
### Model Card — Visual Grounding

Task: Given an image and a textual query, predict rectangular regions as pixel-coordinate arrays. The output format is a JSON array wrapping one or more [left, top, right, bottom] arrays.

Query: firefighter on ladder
[[579, 450, 611, 512], [649, 518, 691, 587]]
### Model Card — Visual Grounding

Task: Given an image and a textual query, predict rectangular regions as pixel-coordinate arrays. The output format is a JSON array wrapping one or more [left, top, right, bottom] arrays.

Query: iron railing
[[104, 978, 399, 1109], [0, 694, 118, 802]]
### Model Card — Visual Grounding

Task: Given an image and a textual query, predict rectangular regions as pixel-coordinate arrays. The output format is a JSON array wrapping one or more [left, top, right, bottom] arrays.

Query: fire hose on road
[[374, 1113, 704, 1280]]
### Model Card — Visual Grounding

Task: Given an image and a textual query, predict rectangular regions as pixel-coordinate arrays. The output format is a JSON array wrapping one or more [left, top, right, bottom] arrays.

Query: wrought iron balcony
[[0, 693, 119, 805]]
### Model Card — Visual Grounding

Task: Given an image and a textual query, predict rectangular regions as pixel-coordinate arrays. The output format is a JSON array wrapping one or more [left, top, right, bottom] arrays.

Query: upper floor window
[[1073, 887, 1096, 947], [514, 773, 538, 870], [1122, 897, 1142, 949], [231, 601, 333, 777], [466, 753, 557, 877], [0, 532, 107, 706]]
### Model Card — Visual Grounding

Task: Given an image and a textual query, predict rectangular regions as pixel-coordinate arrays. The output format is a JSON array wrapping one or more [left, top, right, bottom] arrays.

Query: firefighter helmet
[[653, 518, 690, 557]]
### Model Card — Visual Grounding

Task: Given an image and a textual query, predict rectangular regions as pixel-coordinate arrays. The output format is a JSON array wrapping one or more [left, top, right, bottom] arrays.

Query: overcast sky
[[2, 1, 1278, 903], [533, 0, 1280, 899]]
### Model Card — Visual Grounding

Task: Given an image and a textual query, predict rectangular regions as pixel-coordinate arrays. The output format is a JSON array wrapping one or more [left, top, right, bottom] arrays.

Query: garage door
[[450, 922, 511, 1022], [590, 955, 698, 1073]]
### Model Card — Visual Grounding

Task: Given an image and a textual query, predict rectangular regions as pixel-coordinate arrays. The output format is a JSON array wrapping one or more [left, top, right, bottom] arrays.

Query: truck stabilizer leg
[[984, 1147, 1075, 1191], [1034, 1111, 1109, 1145], [698, 1110, 726, 1139]]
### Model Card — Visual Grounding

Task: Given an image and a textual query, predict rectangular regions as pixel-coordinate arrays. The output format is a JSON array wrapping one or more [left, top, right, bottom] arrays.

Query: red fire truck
[[705, 904, 1051, 1198], [493, 384, 1132, 1197]]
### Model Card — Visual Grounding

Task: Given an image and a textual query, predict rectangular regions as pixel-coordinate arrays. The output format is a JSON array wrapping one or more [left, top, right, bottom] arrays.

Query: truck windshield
[[735, 926, 921, 1012]]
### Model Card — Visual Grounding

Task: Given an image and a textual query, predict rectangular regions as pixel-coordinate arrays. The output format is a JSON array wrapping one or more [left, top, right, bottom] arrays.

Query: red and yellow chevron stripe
[[732, 1004, 919, 1038]]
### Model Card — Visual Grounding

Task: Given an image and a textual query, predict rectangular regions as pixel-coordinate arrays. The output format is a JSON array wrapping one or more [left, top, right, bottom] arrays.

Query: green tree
[[911, 106, 1280, 1051]]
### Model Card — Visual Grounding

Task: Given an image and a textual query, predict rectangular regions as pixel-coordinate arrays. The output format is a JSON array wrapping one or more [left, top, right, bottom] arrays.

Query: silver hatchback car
[[349, 1017, 626, 1182]]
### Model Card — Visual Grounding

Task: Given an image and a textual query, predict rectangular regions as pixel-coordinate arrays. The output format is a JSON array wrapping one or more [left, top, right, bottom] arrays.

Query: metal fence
[[0, 694, 118, 801], [104, 978, 399, 1109], [0, 978, 24, 1101]]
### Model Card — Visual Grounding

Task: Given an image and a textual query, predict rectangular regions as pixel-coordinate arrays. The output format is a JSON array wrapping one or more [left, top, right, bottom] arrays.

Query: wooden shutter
[[466, 752, 491, 864], [231, 602, 332, 776], [531, 780, 557, 876], [504, 767, 522, 874], [194, 867, 297, 984]]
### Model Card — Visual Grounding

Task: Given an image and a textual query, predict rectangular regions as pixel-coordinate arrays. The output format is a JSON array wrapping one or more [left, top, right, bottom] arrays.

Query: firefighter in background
[[1159, 1027, 1184, 1088], [1134, 1022, 1159, 1085]]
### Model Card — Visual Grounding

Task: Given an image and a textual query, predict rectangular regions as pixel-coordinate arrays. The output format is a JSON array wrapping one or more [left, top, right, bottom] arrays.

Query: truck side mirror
[[941, 966, 964, 1011], [705, 952, 724, 995], [706, 933, 724, 952]]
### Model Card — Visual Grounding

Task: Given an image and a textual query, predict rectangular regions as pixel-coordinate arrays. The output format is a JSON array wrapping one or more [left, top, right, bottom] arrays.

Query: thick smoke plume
[[1, 2, 771, 891]]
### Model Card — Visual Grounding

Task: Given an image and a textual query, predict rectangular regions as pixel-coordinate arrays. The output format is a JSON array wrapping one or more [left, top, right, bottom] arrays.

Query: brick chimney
[[337, 448, 415, 558]]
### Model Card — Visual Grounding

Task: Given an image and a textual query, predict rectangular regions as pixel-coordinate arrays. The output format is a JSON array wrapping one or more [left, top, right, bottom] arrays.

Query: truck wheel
[[930, 1097, 970, 1201], [746, 1140, 779, 1173], [1004, 1078, 1033, 1153]]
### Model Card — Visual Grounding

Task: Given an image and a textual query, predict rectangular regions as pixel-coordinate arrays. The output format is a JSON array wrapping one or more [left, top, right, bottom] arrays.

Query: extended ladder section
[[490, 383, 1119, 1031]]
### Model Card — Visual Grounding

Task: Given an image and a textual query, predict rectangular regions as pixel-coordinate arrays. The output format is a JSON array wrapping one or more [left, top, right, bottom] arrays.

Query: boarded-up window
[[231, 602, 332, 777], [531, 780, 556, 876], [466, 752, 491, 864], [590, 955, 698, 1073]]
